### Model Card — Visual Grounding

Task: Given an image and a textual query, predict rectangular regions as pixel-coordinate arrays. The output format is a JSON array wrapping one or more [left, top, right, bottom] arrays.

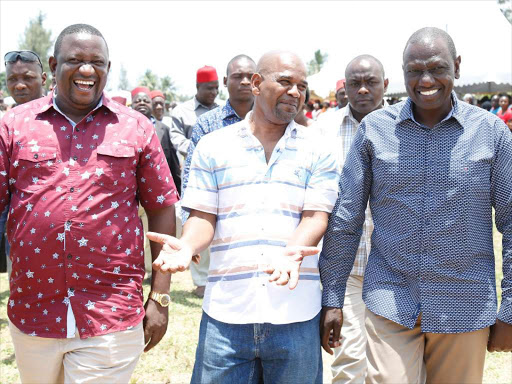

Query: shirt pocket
[[13, 146, 58, 192], [96, 144, 136, 191], [454, 160, 491, 200]]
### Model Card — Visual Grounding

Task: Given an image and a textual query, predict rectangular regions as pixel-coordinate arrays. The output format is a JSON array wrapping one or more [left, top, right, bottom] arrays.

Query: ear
[[41, 72, 48, 87], [251, 73, 262, 96], [454, 55, 461, 79], [107, 61, 111, 74], [223, 76, 227, 87], [49, 56, 57, 77], [383, 78, 389, 94]]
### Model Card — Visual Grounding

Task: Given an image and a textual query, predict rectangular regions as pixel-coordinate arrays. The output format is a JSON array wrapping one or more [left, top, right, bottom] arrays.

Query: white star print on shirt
[[81, 171, 91, 180], [95, 168, 104, 177], [85, 300, 95, 310], [78, 237, 88, 247], [156, 195, 165, 204]]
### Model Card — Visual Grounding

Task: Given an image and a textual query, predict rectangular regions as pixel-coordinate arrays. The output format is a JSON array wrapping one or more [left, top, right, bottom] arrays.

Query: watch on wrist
[[149, 291, 171, 307]]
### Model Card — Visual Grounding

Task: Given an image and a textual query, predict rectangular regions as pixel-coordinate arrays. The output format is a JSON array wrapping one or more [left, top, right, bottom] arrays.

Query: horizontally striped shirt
[[182, 112, 339, 324], [314, 104, 376, 276]]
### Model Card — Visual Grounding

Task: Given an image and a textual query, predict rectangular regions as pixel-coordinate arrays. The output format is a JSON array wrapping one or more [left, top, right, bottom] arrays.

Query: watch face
[[160, 294, 171, 306]]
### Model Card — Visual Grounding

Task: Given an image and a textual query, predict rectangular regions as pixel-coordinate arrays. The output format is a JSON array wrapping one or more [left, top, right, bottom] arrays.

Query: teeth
[[75, 80, 94, 85], [420, 89, 438, 96]]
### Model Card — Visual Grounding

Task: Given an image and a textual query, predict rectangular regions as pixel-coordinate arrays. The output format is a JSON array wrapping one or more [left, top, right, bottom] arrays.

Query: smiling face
[[132, 92, 152, 118], [6, 60, 47, 105], [403, 37, 460, 121], [252, 52, 308, 125], [49, 33, 110, 119]]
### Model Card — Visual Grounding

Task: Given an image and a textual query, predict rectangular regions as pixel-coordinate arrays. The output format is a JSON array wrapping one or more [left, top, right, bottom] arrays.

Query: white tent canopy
[[307, 1, 511, 98]]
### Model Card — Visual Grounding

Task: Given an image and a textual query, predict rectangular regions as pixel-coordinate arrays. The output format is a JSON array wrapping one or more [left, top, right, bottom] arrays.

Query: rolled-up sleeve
[[181, 138, 218, 215]]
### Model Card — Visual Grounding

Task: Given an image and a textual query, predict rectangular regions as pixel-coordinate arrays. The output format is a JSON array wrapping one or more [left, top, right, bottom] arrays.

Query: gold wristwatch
[[149, 291, 171, 307]]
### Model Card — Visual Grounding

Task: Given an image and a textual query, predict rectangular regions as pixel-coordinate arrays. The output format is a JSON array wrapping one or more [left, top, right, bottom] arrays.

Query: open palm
[[146, 232, 194, 274]]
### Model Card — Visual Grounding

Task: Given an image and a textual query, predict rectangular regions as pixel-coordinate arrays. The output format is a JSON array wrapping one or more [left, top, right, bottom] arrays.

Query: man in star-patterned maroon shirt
[[0, 24, 178, 383]]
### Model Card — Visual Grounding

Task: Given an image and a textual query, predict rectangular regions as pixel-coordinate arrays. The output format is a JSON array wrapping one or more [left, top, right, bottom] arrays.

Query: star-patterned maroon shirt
[[0, 93, 179, 339]]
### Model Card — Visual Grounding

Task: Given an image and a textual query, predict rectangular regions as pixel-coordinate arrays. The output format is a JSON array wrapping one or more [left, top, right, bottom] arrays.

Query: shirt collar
[[49, 91, 104, 127], [398, 91, 463, 127], [237, 111, 298, 144], [220, 99, 240, 120], [193, 96, 217, 111]]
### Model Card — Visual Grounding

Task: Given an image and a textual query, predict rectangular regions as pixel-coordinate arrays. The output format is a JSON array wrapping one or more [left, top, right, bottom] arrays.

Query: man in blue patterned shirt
[[320, 27, 512, 383], [182, 55, 256, 298]]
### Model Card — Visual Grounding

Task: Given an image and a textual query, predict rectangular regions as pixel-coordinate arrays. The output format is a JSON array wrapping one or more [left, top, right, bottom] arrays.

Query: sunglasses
[[4, 50, 43, 69]]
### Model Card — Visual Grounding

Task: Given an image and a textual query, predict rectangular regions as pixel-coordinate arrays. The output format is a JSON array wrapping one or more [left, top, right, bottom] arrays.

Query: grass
[[0, 226, 510, 383]]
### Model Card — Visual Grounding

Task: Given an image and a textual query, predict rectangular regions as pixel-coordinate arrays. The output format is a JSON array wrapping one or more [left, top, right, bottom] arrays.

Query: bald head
[[252, 51, 308, 126], [256, 51, 307, 79], [345, 54, 385, 80], [404, 27, 457, 61], [344, 54, 388, 122]]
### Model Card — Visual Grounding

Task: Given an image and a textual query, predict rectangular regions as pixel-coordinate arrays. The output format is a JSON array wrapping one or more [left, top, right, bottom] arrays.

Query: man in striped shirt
[[315, 54, 388, 383], [148, 51, 339, 383]]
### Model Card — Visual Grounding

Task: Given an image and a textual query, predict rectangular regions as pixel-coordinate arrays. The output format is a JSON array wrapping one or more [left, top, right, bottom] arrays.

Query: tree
[[118, 64, 130, 90], [307, 50, 328, 76], [137, 71, 181, 101], [497, 0, 511, 23], [18, 12, 54, 89], [139, 69, 159, 90]]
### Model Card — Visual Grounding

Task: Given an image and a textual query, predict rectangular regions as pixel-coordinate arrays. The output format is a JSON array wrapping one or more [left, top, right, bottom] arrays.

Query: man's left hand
[[264, 246, 319, 290], [488, 319, 512, 352], [143, 298, 169, 352]]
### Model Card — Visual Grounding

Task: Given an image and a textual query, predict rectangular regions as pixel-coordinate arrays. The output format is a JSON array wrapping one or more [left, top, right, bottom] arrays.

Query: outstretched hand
[[264, 245, 319, 289], [146, 232, 194, 274]]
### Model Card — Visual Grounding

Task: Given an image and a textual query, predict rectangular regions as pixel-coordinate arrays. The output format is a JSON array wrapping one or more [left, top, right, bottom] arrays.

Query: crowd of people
[[0, 22, 511, 384]]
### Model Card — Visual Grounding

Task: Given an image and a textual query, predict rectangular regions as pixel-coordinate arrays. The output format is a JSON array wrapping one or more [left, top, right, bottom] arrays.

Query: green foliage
[[497, 0, 511, 23], [118, 64, 130, 90], [0, 72, 7, 94], [137, 70, 181, 101], [307, 49, 328, 76], [18, 12, 54, 89]]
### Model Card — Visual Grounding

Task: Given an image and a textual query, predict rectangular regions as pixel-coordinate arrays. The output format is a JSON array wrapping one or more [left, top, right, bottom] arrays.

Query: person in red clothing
[[497, 94, 512, 124], [0, 24, 178, 383]]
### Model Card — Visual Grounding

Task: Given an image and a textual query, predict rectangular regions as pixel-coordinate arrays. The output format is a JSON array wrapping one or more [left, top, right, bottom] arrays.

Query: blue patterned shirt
[[181, 100, 243, 222], [320, 92, 512, 333]]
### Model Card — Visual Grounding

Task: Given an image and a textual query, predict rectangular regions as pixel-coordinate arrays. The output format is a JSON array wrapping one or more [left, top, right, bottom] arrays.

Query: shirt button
[[69, 287, 75, 293], [66, 220, 72, 226], [33, 154, 38, 159], [67, 254, 72, 259], [70, 187, 74, 193], [73, 156, 78, 161], [76, 128, 80, 132]]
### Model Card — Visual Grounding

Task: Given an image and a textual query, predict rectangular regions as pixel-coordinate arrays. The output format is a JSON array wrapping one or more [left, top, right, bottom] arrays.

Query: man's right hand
[[320, 306, 343, 355], [146, 232, 194, 274]]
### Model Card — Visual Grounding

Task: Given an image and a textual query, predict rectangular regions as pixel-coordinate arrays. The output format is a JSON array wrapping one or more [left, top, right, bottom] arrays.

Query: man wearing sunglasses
[[4, 50, 47, 105], [0, 24, 178, 383], [1, 50, 47, 281]]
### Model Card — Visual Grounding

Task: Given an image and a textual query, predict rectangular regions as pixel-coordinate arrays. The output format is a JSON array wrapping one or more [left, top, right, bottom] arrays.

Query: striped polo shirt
[[182, 113, 339, 324]]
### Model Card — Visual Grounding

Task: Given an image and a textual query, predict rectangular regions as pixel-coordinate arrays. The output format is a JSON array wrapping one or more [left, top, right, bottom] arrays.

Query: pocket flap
[[18, 146, 58, 162], [97, 144, 135, 158]]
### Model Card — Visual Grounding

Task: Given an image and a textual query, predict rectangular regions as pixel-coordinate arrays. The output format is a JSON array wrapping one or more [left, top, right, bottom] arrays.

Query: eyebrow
[[277, 75, 308, 86]]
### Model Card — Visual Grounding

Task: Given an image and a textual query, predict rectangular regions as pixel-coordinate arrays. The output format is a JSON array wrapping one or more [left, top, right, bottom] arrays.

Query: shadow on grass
[[170, 290, 202, 308], [0, 287, 10, 303], [2, 352, 15, 365]]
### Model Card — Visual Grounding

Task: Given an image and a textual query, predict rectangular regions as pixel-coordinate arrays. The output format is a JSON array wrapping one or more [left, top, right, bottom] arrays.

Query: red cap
[[111, 96, 127, 106], [336, 79, 346, 92], [131, 86, 151, 98], [196, 66, 218, 83], [150, 90, 165, 100]]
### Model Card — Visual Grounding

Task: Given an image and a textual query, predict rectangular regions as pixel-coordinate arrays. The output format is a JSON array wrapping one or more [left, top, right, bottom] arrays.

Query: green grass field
[[0, 227, 511, 383]]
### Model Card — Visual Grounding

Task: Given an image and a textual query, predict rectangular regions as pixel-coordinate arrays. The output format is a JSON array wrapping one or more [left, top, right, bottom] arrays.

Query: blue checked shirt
[[320, 92, 512, 333], [181, 100, 243, 222]]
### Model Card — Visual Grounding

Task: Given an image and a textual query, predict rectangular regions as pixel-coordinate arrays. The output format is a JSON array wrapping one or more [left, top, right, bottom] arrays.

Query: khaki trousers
[[365, 309, 489, 384], [332, 275, 367, 383], [9, 321, 144, 383]]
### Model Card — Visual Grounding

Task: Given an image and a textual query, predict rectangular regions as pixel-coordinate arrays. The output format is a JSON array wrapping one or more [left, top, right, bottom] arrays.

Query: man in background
[[170, 66, 219, 158], [314, 54, 388, 383], [181, 54, 256, 297]]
